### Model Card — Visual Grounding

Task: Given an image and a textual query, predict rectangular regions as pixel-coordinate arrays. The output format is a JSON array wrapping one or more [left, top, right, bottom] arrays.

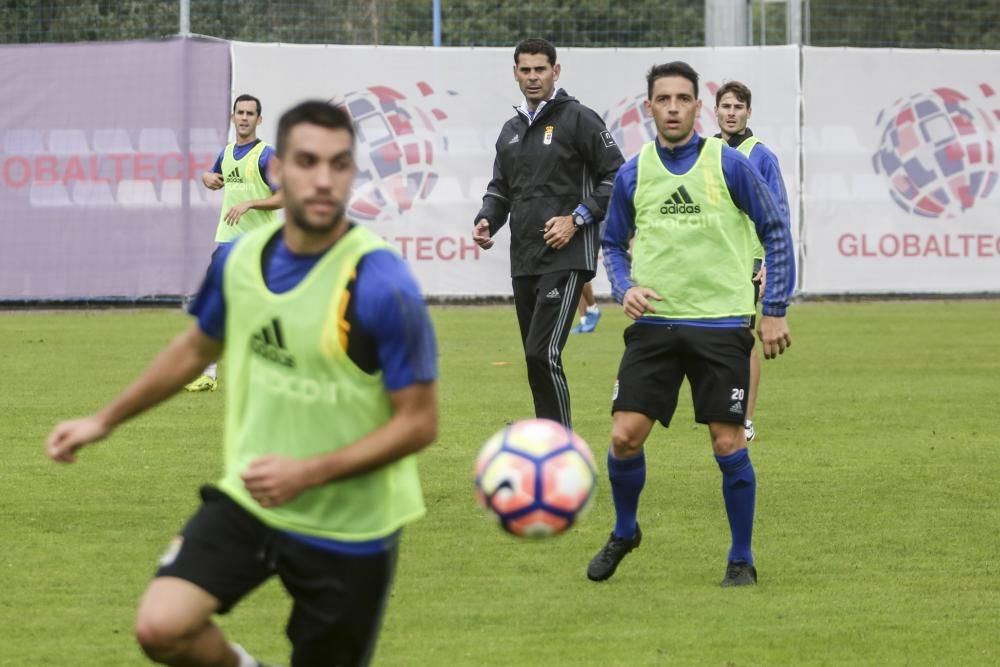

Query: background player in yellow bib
[[714, 80, 792, 443], [186, 94, 283, 393], [46, 101, 438, 667], [588, 62, 794, 588]]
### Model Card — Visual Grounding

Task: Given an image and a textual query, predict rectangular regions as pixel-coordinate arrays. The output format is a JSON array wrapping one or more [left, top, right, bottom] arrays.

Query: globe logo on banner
[[872, 85, 999, 219], [332, 82, 453, 221], [602, 82, 721, 160]]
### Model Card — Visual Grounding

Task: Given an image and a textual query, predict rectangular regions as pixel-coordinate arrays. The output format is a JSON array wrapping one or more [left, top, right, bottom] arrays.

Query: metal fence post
[[179, 0, 190, 35]]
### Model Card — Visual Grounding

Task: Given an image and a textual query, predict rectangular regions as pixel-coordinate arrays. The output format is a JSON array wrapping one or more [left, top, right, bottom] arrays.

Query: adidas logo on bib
[[660, 185, 701, 215]]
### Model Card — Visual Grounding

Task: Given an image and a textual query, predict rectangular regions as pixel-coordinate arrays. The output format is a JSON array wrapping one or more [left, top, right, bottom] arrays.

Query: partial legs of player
[[745, 347, 760, 441], [571, 282, 601, 334], [134, 578, 269, 667], [587, 410, 650, 581], [185, 363, 218, 392], [745, 261, 765, 441]]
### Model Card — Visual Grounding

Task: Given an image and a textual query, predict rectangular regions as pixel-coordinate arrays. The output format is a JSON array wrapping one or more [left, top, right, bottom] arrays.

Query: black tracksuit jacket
[[475, 89, 624, 278]]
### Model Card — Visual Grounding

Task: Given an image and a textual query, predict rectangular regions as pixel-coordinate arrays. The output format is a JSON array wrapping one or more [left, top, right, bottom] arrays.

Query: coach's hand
[[758, 315, 791, 359], [473, 219, 494, 249], [622, 286, 663, 320], [542, 215, 576, 250], [46, 415, 112, 463], [242, 455, 312, 508]]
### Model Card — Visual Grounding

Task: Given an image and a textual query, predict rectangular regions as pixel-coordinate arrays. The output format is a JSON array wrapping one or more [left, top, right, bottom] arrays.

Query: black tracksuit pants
[[511, 270, 586, 428]]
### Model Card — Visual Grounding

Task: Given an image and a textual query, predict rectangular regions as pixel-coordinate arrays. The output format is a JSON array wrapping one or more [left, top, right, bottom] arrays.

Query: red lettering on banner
[[924, 235, 941, 257], [393, 236, 484, 261], [3, 157, 30, 187], [134, 153, 156, 180], [159, 153, 184, 179], [63, 156, 86, 183], [107, 154, 129, 182], [35, 155, 59, 182], [956, 234, 974, 257], [943, 235, 959, 257], [436, 237, 456, 260], [188, 153, 215, 176], [978, 235, 994, 257], [458, 236, 481, 260], [415, 237, 433, 260], [839, 233, 1000, 258], [879, 234, 899, 257], [2, 151, 217, 189], [395, 236, 412, 257], [861, 234, 877, 257], [838, 234, 858, 256], [89, 155, 107, 183]]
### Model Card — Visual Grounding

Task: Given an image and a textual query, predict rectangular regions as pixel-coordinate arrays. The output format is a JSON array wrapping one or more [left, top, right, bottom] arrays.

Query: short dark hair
[[233, 94, 262, 115], [646, 61, 699, 100], [716, 81, 752, 108], [275, 101, 355, 157], [514, 38, 557, 66]]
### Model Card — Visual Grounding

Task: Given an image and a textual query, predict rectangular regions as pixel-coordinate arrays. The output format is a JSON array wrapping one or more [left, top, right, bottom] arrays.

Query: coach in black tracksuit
[[473, 38, 624, 428]]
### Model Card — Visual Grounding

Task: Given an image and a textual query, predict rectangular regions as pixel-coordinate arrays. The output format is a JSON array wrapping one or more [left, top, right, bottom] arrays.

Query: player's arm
[[601, 166, 636, 304], [601, 162, 660, 318], [223, 190, 283, 225], [722, 149, 794, 357], [752, 146, 791, 232], [46, 325, 222, 463], [240, 251, 439, 506], [723, 150, 794, 311], [46, 244, 232, 463], [242, 381, 437, 507], [202, 149, 224, 190]]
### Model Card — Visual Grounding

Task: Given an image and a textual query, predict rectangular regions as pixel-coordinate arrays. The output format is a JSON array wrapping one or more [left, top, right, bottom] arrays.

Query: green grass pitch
[[1, 300, 998, 666]]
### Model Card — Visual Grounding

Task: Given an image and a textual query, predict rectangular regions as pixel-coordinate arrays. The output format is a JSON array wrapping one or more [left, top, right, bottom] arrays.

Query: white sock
[[230, 642, 258, 667], [204, 363, 218, 380], [586, 304, 600, 315]]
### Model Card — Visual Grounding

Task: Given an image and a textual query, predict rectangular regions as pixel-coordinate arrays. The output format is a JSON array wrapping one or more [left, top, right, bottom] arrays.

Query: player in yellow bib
[[714, 81, 792, 443], [587, 62, 794, 588], [46, 102, 439, 667], [185, 94, 283, 393]]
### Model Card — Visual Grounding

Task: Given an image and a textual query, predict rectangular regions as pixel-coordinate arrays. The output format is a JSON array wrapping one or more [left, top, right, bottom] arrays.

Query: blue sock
[[715, 448, 756, 565], [608, 450, 645, 540]]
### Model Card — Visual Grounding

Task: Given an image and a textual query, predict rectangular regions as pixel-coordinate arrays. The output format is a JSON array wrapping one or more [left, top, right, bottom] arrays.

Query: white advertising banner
[[232, 43, 800, 296], [802, 47, 1000, 294]]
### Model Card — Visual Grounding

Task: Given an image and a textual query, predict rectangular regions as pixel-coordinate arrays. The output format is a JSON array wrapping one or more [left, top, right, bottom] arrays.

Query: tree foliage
[[0, 0, 997, 49]]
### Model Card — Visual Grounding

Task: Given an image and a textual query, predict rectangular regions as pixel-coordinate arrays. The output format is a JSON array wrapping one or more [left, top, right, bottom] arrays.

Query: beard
[[286, 198, 346, 235], [659, 121, 695, 144]]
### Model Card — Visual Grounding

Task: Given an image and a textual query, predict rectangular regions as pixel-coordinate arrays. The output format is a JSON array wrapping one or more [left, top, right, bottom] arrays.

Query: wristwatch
[[573, 214, 587, 227]]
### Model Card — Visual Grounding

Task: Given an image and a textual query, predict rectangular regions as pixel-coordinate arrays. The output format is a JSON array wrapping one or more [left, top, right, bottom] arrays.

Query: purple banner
[[0, 37, 231, 299]]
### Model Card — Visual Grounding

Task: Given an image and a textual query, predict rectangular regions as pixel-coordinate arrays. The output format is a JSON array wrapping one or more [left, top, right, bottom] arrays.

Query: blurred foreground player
[[46, 101, 438, 667]]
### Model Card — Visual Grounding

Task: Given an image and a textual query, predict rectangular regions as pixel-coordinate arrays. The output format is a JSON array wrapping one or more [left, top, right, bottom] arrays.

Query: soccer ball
[[474, 419, 597, 538]]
